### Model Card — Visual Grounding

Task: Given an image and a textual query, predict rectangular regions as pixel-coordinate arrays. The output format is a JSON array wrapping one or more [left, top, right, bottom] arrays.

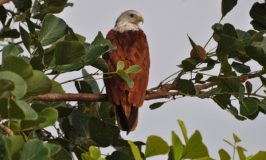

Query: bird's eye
[[129, 14, 135, 18]]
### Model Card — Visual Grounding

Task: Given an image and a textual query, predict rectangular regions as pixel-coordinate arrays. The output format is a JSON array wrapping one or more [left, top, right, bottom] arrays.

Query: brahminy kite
[[103, 10, 150, 133]]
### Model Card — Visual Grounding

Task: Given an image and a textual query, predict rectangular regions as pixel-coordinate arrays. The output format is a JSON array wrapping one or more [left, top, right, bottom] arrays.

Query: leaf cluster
[[151, 0, 266, 121]]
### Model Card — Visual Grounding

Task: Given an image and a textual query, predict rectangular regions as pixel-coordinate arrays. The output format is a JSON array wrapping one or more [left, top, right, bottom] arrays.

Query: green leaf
[[149, 102, 166, 110], [128, 141, 142, 160], [194, 73, 203, 83], [0, 135, 24, 160], [89, 146, 101, 159], [70, 109, 90, 138], [183, 131, 209, 159], [172, 131, 183, 160], [201, 59, 217, 71], [2, 44, 23, 58], [12, 0, 32, 11], [223, 139, 234, 147], [20, 139, 49, 160], [250, 2, 266, 31], [219, 149, 231, 160], [0, 29, 20, 38], [26, 19, 36, 34], [30, 40, 45, 70], [240, 97, 259, 117], [236, 146, 246, 160], [223, 23, 238, 38], [26, 70, 52, 96], [260, 76, 266, 87], [125, 65, 142, 74], [107, 151, 133, 160], [198, 87, 222, 99], [92, 32, 110, 46], [3, 56, 33, 79], [19, 25, 31, 52], [42, 0, 68, 14], [221, 0, 237, 18], [228, 106, 246, 120], [245, 45, 266, 67], [99, 102, 115, 124], [52, 147, 72, 160], [258, 99, 266, 113], [21, 117, 46, 130], [0, 5, 7, 25], [213, 94, 231, 109], [0, 98, 8, 117], [54, 41, 85, 65], [0, 71, 27, 98], [145, 135, 169, 158], [187, 35, 200, 54], [219, 77, 242, 92], [75, 71, 100, 106], [181, 58, 201, 71], [0, 79, 14, 96], [233, 133, 241, 143], [177, 120, 189, 144], [231, 62, 250, 73], [38, 107, 58, 128], [116, 61, 125, 71], [82, 32, 114, 65], [216, 36, 238, 75], [175, 79, 196, 95], [38, 14, 67, 45], [117, 70, 134, 88], [236, 29, 253, 45], [50, 81, 65, 93], [81, 146, 104, 160], [82, 69, 100, 94], [253, 36, 266, 54], [75, 69, 100, 102], [10, 99, 38, 120], [65, 28, 86, 42], [44, 143, 61, 158], [89, 117, 120, 147], [249, 151, 266, 160], [91, 58, 108, 72]]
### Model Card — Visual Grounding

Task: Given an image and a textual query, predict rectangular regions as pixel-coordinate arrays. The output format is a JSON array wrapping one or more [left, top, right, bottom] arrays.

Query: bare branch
[[32, 70, 265, 102], [34, 93, 108, 102], [0, 0, 11, 5]]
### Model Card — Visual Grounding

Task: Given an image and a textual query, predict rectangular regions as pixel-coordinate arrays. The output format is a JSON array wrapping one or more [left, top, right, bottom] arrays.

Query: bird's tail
[[116, 105, 138, 134]]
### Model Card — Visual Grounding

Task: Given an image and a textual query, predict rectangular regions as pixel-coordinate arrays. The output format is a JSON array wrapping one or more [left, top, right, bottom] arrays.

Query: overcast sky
[[59, 0, 266, 159]]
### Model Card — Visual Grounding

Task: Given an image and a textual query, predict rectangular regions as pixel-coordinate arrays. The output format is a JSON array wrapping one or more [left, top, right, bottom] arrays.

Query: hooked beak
[[137, 15, 144, 24]]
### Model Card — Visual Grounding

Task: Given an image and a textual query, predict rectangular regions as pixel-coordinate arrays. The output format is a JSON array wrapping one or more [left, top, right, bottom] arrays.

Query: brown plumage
[[103, 10, 150, 133]]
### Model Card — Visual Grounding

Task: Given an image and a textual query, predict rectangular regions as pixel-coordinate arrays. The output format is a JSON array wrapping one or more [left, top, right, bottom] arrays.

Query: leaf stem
[[161, 70, 181, 84], [254, 85, 263, 94], [204, 35, 213, 49]]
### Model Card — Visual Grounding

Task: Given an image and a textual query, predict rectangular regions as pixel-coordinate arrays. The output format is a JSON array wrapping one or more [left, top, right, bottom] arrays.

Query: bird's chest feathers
[[115, 31, 140, 53]]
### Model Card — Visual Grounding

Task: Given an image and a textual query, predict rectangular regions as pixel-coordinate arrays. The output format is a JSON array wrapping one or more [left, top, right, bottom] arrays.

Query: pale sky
[[59, 0, 266, 159]]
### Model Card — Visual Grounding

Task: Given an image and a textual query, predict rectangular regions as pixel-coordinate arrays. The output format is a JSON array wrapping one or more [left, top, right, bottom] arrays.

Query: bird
[[103, 10, 150, 133]]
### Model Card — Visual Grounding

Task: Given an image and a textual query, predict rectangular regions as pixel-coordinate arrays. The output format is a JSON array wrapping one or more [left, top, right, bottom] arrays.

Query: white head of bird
[[114, 10, 144, 32]]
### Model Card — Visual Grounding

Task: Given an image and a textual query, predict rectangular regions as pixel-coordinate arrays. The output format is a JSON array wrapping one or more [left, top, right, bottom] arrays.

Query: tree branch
[[33, 70, 265, 102], [0, 0, 11, 5]]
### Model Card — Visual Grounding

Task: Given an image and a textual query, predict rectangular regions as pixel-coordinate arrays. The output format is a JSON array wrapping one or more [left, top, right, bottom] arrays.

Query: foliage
[[0, 0, 265, 159]]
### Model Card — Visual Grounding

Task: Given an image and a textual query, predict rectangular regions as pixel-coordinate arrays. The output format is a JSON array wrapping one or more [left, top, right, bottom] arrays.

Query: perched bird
[[103, 10, 150, 133]]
